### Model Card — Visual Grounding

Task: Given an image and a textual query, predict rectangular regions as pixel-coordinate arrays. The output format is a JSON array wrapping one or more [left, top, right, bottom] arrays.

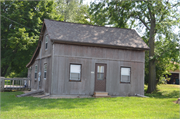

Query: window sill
[[120, 82, 130, 84], [69, 80, 81, 82], [34, 79, 37, 82]]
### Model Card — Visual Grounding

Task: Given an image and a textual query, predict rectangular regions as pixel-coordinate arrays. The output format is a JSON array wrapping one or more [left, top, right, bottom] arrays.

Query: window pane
[[97, 73, 104, 80], [44, 72, 46, 78], [35, 65, 37, 72], [121, 75, 130, 82], [97, 66, 104, 73], [70, 73, 80, 80], [45, 36, 48, 49], [44, 64, 47, 71], [35, 73, 37, 78], [121, 68, 130, 75], [70, 65, 81, 73], [46, 43, 48, 49], [121, 67, 130, 83], [70, 64, 81, 81]]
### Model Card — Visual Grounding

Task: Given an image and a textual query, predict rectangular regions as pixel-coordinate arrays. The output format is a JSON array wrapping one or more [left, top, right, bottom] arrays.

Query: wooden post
[[0, 78, 5, 92], [12, 80, 14, 87], [3, 78, 5, 91]]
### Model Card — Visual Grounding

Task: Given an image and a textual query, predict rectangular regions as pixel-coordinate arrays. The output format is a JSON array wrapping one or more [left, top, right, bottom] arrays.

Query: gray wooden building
[[27, 19, 149, 96]]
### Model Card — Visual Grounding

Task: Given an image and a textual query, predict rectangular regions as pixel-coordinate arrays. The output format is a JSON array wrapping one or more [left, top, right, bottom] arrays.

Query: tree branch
[[172, 2, 180, 7], [134, 16, 150, 30]]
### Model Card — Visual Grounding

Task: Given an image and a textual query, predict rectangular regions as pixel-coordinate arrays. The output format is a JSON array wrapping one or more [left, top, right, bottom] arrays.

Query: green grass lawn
[[1, 84, 179, 119]]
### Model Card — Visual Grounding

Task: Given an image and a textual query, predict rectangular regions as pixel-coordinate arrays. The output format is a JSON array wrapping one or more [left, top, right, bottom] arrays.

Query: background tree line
[[1, 0, 180, 93]]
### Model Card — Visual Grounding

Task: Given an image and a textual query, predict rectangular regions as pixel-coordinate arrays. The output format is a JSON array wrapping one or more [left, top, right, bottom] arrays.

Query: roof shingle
[[44, 19, 149, 50]]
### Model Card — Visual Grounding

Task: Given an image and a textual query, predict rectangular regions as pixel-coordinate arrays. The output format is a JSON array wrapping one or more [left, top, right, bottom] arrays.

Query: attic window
[[70, 64, 81, 81], [45, 35, 48, 50], [35, 65, 38, 79], [120, 67, 131, 83], [44, 63, 47, 79]]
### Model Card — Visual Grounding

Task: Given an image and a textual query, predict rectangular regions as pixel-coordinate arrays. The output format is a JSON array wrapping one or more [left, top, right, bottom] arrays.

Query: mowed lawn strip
[[1, 84, 179, 119]]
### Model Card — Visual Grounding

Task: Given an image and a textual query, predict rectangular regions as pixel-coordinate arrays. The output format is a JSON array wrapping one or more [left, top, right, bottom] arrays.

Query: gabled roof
[[26, 19, 149, 68], [44, 19, 149, 50]]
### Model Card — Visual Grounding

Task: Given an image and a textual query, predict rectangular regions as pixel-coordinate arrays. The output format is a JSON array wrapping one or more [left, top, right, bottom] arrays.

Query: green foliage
[[56, 0, 91, 24], [88, 0, 132, 27], [88, 2, 108, 26], [143, 36, 180, 84], [1, 0, 62, 77]]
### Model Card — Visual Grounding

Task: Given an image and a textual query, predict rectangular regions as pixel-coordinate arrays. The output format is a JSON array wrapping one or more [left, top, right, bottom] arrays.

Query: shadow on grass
[[1, 91, 98, 112], [144, 89, 179, 98]]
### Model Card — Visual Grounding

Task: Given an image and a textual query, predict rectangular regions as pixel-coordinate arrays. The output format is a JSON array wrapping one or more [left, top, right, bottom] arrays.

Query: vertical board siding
[[51, 43, 145, 96], [52, 57, 59, 94], [36, 29, 52, 59], [30, 29, 52, 93]]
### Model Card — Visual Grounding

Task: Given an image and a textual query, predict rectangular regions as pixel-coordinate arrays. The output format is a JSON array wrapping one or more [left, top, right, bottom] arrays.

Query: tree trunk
[[147, 19, 156, 93]]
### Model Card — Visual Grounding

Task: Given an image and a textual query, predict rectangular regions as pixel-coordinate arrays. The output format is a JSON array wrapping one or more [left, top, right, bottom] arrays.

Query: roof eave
[[51, 39, 150, 51]]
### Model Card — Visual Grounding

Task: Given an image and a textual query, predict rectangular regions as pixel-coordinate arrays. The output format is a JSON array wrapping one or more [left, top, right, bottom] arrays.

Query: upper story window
[[35, 65, 38, 78], [70, 64, 81, 81], [44, 63, 47, 79], [120, 67, 131, 83], [45, 35, 48, 50]]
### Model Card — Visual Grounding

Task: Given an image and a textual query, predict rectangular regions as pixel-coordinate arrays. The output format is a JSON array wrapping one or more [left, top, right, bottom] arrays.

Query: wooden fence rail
[[0, 77, 31, 91]]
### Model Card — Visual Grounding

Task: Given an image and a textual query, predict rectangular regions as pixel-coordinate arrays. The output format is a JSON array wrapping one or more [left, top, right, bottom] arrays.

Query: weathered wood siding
[[51, 44, 145, 96], [29, 29, 52, 93]]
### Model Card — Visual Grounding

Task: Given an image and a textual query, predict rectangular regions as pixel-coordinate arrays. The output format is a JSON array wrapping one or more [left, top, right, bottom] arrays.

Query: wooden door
[[95, 63, 107, 92]]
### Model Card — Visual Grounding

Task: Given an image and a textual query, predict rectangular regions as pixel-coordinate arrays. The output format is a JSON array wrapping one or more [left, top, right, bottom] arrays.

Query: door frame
[[94, 63, 107, 92]]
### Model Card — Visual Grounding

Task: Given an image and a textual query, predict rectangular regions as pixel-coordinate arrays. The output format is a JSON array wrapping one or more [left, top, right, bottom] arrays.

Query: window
[[97, 66, 104, 80], [44, 63, 47, 79], [35, 65, 37, 78], [70, 64, 81, 81], [45, 35, 48, 50], [120, 67, 130, 83]]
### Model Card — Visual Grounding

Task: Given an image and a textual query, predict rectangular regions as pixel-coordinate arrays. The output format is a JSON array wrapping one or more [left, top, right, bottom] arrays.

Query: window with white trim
[[45, 35, 48, 50], [70, 64, 81, 81], [120, 67, 130, 83], [35, 65, 37, 78], [44, 63, 47, 79]]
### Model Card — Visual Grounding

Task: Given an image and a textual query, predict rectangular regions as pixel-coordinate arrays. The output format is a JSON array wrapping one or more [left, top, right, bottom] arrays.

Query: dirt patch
[[174, 98, 180, 104]]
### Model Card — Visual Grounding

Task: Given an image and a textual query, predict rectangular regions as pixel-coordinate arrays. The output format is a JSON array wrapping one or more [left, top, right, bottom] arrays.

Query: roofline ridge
[[44, 18, 134, 31]]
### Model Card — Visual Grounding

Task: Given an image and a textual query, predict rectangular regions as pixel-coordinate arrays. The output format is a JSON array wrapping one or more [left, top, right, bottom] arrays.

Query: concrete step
[[93, 92, 110, 97], [17, 90, 44, 97]]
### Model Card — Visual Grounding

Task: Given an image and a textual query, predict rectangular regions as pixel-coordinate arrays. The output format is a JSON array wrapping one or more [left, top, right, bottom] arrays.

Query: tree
[[89, 0, 180, 93], [1, 0, 63, 77], [56, 0, 90, 24]]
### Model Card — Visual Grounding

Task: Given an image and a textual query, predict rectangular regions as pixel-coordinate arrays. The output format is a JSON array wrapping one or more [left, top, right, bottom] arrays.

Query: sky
[[83, 0, 93, 5]]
